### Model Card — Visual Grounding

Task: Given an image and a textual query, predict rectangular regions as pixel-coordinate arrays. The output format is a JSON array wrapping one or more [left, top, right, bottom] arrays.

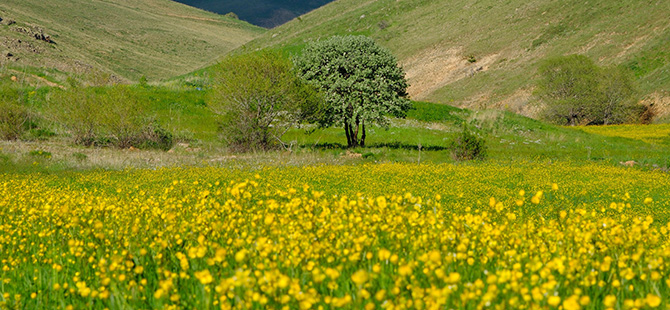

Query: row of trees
[[208, 35, 411, 151]]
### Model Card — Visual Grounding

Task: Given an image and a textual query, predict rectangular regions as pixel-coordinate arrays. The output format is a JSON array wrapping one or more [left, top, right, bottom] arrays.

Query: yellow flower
[[603, 295, 617, 308], [234, 250, 247, 263], [548, 295, 561, 307], [378, 248, 391, 261], [563, 297, 581, 310], [351, 270, 369, 285], [646, 294, 662, 308], [398, 264, 412, 276], [194, 270, 213, 285]]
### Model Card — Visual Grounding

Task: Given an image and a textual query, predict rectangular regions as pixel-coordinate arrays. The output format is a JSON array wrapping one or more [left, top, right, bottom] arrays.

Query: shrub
[[0, 101, 29, 140], [137, 121, 174, 151], [48, 85, 173, 150], [0, 81, 30, 140], [209, 50, 321, 152], [537, 55, 641, 125], [639, 104, 656, 124], [450, 126, 487, 161]]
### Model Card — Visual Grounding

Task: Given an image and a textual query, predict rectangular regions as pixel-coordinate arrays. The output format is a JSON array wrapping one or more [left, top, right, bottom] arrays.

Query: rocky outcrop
[[11, 25, 54, 44]]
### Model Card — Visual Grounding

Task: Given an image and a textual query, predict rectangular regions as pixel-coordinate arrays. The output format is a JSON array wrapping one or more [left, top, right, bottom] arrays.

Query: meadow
[[1, 161, 669, 309]]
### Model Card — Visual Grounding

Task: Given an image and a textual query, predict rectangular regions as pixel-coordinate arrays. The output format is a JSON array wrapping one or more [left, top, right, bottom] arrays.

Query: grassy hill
[[242, 0, 670, 119], [0, 0, 264, 85]]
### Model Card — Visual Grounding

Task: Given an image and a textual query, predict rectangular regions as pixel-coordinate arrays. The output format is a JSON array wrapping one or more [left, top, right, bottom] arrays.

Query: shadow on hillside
[[308, 142, 449, 151]]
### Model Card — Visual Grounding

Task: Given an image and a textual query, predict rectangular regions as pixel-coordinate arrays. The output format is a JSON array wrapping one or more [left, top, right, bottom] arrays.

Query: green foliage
[[537, 55, 641, 126], [208, 50, 322, 152], [593, 66, 640, 125], [139, 75, 149, 88], [137, 121, 175, 151], [48, 85, 174, 150], [295, 35, 411, 148], [0, 80, 30, 140], [450, 124, 487, 161]]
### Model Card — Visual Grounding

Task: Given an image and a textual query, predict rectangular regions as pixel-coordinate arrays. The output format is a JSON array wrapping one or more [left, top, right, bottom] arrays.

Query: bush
[[48, 85, 173, 150], [0, 101, 29, 140], [137, 121, 174, 151], [209, 50, 321, 152], [537, 55, 642, 125], [0, 81, 30, 140], [450, 126, 487, 161]]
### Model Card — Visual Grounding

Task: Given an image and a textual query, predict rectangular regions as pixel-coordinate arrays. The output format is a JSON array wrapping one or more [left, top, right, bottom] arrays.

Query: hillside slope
[[0, 0, 264, 84], [244, 0, 670, 118]]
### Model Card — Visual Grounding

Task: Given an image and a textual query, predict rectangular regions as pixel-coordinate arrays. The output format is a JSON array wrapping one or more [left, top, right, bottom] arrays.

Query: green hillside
[[0, 0, 264, 84], [243, 0, 670, 119]]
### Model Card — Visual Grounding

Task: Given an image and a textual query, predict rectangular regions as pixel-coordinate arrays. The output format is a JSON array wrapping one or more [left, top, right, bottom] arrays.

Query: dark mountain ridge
[[172, 0, 334, 28]]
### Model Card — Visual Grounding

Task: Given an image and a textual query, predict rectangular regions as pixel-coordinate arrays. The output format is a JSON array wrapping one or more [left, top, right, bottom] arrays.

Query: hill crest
[[0, 0, 265, 85]]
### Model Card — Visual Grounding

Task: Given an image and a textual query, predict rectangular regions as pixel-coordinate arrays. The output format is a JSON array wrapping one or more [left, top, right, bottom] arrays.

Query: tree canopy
[[295, 35, 411, 148], [537, 55, 640, 126], [209, 50, 321, 151]]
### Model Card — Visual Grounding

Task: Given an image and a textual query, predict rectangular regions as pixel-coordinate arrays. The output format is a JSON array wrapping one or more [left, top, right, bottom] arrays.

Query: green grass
[[6, 81, 670, 171], [0, 0, 265, 84]]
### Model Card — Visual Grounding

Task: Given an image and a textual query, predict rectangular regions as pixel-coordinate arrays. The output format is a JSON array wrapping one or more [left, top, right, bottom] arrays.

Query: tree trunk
[[344, 121, 352, 148], [360, 120, 366, 147], [353, 117, 360, 147], [349, 123, 358, 148]]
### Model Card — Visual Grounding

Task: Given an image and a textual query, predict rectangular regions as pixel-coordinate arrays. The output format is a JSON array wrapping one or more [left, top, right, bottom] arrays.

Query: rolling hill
[[243, 0, 670, 119], [0, 0, 264, 85]]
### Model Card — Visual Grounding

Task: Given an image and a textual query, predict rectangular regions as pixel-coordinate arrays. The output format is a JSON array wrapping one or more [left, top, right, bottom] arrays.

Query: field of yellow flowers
[[578, 123, 670, 146], [1, 161, 669, 309]]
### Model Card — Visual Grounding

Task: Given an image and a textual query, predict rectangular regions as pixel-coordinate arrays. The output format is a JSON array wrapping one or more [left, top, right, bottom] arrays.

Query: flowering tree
[[296, 35, 411, 148]]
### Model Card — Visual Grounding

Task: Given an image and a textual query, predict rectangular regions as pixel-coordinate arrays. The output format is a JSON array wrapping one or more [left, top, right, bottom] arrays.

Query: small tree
[[296, 35, 411, 148], [537, 55, 640, 125], [592, 66, 638, 125], [537, 55, 600, 126], [450, 124, 487, 161], [209, 50, 321, 152]]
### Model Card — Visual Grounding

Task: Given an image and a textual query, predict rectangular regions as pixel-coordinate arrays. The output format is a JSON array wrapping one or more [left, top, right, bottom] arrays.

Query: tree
[[208, 50, 321, 151], [295, 35, 411, 148], [537, 55, 640, 126], [537, 55, 600, 126], [592, 66, 638, 125]]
